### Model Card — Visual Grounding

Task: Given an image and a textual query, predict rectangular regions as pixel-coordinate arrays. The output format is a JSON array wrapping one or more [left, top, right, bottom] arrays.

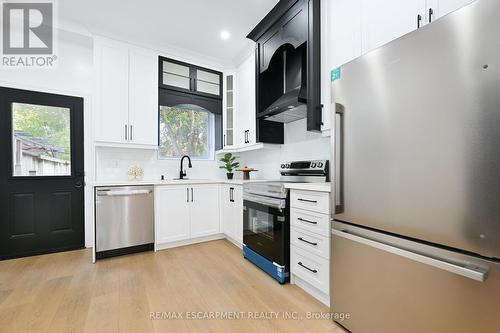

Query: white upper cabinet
[[328, 0, 363, 71], [94, 38, 129, 144], [361, 0, 426, 54], [322, 0, 363, 133], [235, 54, 256, 147], [360, 0, 475, 55], [325, 0, 474, 134], [94, 37, 158, 147], [128, 47, 158, 146], [426, 0, 476, 21]]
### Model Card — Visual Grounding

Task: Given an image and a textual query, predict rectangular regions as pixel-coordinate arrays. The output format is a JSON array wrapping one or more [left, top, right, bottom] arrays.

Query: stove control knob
[[317, 162, 323, 168], [285, 164, 290, 168], [311, 163, 317, 168], [281, 164, 286, 169]]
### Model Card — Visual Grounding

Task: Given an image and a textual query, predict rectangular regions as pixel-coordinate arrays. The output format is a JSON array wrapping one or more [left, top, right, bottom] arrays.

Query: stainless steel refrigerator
[[330, 0, 500, 332]]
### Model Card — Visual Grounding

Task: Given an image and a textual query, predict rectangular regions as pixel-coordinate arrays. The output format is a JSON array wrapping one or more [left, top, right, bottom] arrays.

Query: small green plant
[[219, 153, 240, 173]]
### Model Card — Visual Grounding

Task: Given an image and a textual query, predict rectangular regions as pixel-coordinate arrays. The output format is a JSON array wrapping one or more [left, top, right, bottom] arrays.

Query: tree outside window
[[159, 104, 214, 160]]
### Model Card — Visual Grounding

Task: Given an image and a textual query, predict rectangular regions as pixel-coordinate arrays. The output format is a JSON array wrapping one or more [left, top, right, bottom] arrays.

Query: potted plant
[[219, 153, 240, 180]]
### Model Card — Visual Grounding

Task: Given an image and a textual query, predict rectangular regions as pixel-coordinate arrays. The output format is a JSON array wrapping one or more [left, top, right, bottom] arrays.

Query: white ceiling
[[59, 0, 279, 67]]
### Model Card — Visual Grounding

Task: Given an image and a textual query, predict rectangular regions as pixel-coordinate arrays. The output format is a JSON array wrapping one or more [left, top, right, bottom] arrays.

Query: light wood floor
[[0, 240, 346, 333]]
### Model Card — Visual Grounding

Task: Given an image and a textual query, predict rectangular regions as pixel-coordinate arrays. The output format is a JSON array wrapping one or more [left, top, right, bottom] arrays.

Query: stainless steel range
[[242, 160, 329, 284]]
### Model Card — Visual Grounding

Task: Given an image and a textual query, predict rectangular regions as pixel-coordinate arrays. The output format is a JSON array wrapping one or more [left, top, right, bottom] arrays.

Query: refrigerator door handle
[[331, 228, 489, 282], [334, 103, 345, 214]]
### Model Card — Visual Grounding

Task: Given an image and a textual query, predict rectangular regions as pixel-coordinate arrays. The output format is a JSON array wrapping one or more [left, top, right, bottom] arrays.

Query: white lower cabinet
[[220, 185, 243, 245], [190, 185, 220, 238], [155, 186, 190, 243], [291, 246, 330, 295], [155, 185, 221, 248], [290, 189, 331, 306]]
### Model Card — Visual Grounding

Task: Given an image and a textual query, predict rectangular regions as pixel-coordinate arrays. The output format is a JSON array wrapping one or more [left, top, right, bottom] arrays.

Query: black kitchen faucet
[[179, 155, 192, 180]]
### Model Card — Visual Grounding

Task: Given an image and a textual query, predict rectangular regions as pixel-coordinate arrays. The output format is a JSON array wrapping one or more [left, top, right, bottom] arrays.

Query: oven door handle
[[243, 194, 286, 210]]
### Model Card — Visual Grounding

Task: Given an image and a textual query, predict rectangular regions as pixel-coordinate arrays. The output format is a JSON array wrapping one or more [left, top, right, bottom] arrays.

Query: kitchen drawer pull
[[297, 217, 318, 225], [298, 262, 317, 273], [187, 188, 189, 202], [297, 198, 317, 203], [298, 237, 317, 246]]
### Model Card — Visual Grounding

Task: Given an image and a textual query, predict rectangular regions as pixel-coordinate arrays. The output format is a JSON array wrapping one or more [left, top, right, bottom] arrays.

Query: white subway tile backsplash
[[95, 119, 331, 182]]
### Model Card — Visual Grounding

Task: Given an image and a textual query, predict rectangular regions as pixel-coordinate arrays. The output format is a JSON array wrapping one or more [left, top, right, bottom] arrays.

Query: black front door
[[0, 87, 85, 260]]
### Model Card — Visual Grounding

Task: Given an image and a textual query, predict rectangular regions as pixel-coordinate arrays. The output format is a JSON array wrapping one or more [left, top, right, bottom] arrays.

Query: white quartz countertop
[[284, 182, 331, 192], [92, 179, 275, 187]]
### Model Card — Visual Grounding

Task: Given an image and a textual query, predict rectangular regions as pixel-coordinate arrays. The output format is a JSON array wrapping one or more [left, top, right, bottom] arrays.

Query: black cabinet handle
[[130, 125, 133, 141], [230, 187, 234, 202], [428, 8, 433, 23], [298, 237, 317, 246], [187, 188, 189, 202], [224, 134, 226, 147], [417, 14, 422, 28], [297, 198, 317, 203], [298, 262, 317, 273], [297, 217, 318, 225], [191, 188, 194, 202], [125, 125, 128, 141]]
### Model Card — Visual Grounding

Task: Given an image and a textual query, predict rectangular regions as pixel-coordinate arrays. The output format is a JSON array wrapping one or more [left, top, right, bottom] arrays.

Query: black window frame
[[159, 56, 223, 99], [158, 56, 223, 153]]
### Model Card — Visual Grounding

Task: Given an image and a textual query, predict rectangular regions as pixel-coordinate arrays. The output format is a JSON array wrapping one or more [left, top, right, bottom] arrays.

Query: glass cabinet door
[[224, 75, 234, 147]]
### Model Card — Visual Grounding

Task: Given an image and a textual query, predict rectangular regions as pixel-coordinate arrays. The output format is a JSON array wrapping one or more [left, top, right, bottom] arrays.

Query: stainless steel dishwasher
[[95, 186, 154, 259]]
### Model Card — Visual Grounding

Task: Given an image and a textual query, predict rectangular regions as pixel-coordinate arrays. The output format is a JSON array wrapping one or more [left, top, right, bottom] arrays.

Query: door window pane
[[159, 104, 213, 160], [12, 103, 71, 176]]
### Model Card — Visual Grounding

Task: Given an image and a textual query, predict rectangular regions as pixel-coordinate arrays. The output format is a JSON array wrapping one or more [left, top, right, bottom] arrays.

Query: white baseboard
[[155, 234, 225, 251], [224, 235, 243, 249], [292, 274, 330, 307]]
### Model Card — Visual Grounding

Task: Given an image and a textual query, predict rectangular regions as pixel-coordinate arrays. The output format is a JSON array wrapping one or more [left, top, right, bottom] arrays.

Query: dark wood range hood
[[247, 0, 322, 144]]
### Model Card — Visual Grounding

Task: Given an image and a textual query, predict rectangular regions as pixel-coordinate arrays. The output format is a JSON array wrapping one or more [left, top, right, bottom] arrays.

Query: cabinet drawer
[[291, 227, 329, 260], [291, 208, 330, 237], [290, 190, 330, 214], [291, 246, 329, 295]]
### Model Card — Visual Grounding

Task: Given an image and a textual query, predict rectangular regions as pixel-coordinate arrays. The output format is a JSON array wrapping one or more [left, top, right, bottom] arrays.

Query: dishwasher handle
[[96, 189, 152, 197]]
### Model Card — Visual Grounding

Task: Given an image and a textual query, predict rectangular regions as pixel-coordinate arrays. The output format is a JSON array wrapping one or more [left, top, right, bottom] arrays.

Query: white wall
[[95, 147, 226, 181], [237, 119, 331, 180], [0, 29, 95, 248]]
